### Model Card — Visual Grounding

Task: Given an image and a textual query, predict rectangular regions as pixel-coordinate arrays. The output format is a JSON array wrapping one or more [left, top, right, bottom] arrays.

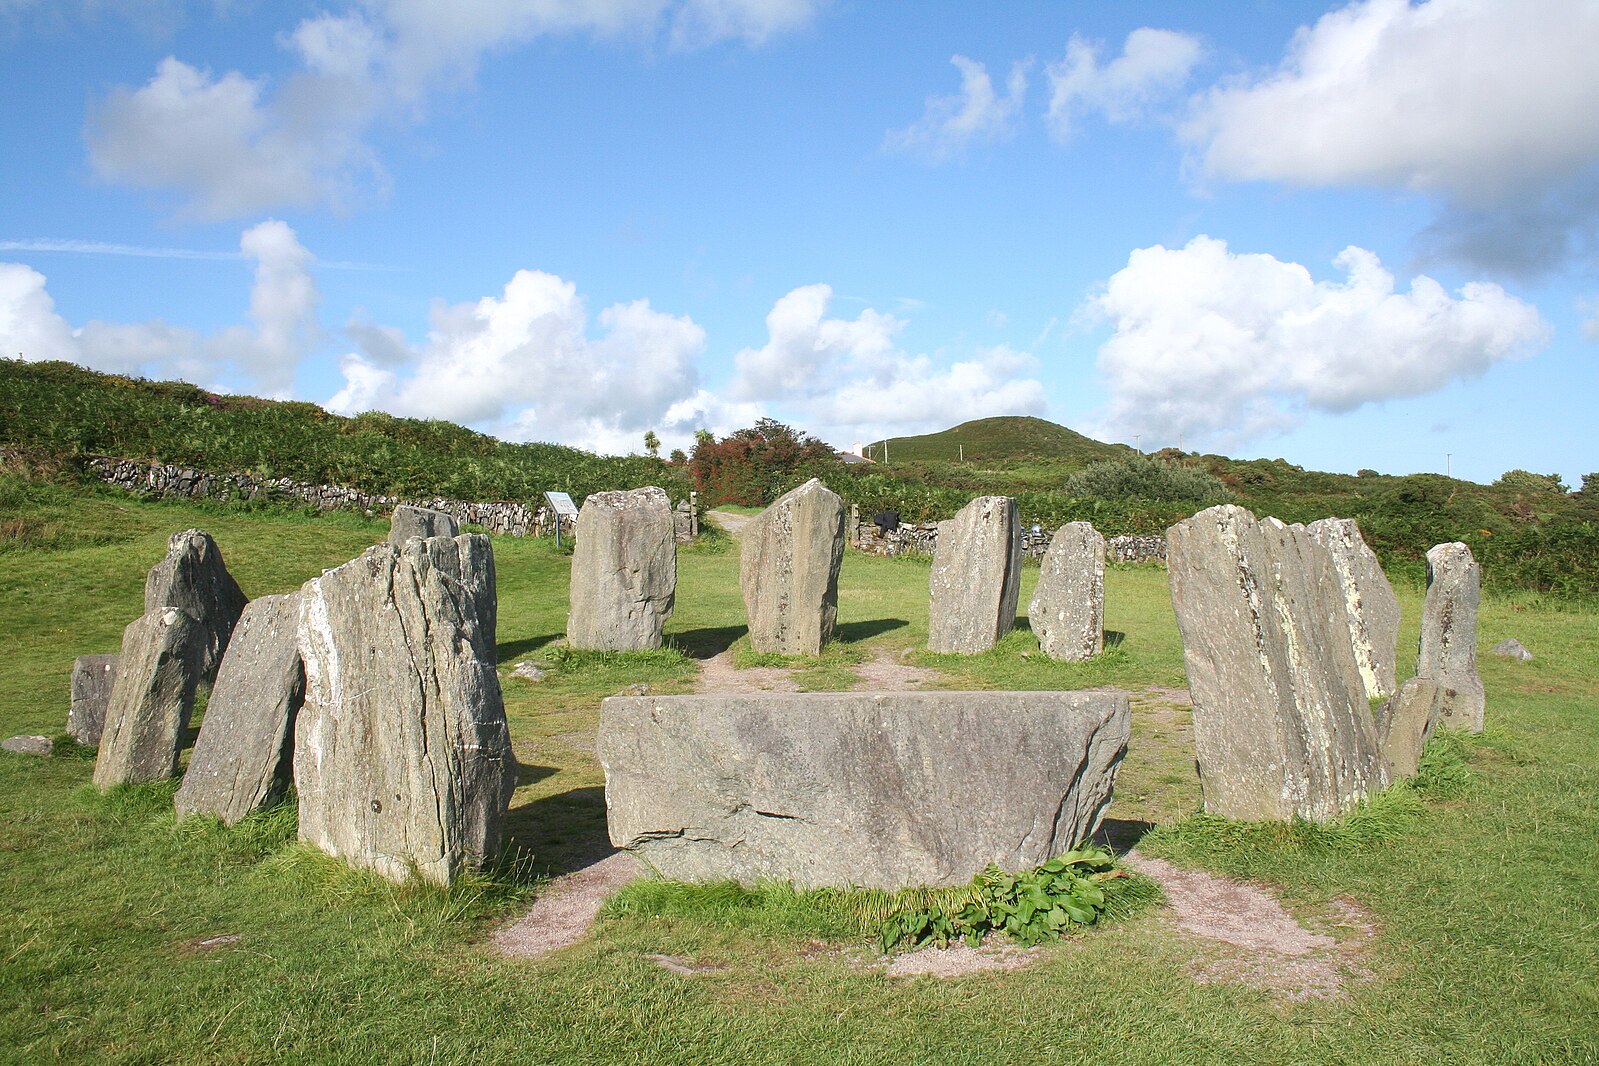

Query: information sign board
[[543, 491, 579, 517]]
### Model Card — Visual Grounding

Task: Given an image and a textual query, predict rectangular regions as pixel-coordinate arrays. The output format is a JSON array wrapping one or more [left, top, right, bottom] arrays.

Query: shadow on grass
[[833, 617, 909, 642], [504, 785, 615, 878], [497, 633, 564, 663], [670, 624, 748, 659], [515, 763, 560, 788], [1105, 630, 1126, 648], [1094, 817, 1156, 853]]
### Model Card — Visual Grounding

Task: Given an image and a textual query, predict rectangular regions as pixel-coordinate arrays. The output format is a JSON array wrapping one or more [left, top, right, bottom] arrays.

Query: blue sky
[[2, 0, 1596, 486]]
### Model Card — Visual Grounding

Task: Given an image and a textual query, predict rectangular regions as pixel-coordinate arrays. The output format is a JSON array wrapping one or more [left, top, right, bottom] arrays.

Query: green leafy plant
[[876, 845, 1140, 952]]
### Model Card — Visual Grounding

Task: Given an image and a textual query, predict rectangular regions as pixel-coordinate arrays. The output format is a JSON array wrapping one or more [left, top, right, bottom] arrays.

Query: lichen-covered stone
[[739, 479, 845, 655], [69, 654, 119, 747], [294, 535, 517, 885], [144, 529, 248, 682], [175, 594, 305, 824], [1375, 676, 1444, 779], [1166, 505, 1388, 822], [3, 736, 52, 756], [1418, 542, 1486, 732], [928, 496, 1021, 654], [388, 504, 459, 545], [599, 690, 1129, 889], [1028, 522, 1105, 662], [1308, 517, 1401, 699], [567, 487, 676, 651], [1488, 638, 1532, 661], [93, 608, 202, 788]]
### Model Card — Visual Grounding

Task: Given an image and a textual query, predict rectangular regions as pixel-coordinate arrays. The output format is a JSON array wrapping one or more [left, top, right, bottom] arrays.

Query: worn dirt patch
[[883, 939, 1041, 978], [706, 510, 755, 537], [492, 852, 643, 959], [695, 647, 802, 693], [852, 647, 942, 691], [1125, 851, 1375, 1001]]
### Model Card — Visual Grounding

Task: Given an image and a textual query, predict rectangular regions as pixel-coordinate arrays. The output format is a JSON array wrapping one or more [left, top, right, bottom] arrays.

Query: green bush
[[1063, 455, 1234, 504]]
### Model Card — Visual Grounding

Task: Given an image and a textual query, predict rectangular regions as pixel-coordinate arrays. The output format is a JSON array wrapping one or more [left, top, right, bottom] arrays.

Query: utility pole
[[1446, 453, 1452, 478]]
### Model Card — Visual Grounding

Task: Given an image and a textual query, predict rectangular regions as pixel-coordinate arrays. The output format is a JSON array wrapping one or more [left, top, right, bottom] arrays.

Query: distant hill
[[867, 416, 1130, 468]]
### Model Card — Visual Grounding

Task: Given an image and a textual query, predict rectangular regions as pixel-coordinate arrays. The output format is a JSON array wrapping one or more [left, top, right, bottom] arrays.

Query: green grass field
[[2, 478, 1597, 1064]]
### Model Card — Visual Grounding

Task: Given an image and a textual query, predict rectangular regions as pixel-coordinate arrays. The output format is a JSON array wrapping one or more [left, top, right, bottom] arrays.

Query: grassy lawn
[[2, 480, 1596, 1063]]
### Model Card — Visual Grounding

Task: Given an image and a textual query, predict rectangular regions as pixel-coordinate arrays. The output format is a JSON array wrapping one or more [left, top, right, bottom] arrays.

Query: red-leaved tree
[[688, 419, 838, 506]]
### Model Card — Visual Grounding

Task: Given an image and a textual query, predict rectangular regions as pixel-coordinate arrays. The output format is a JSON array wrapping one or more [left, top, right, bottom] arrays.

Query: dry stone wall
[[850, 510, 1165, 564]]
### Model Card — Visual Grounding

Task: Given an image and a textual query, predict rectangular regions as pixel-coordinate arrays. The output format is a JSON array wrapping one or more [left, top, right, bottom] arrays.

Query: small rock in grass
[[3, 735, 53, 756], [512, 662, 548, 681], [1487, 638, 1532, 662]]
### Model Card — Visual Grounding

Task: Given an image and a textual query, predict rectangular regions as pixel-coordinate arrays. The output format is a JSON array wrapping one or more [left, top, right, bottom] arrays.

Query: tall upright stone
[[928, 496, 1021, 654], [175, 594, 306, 824], [739, 479, 845, 655], [1308, 517, 1401, 699], [1028, 522, 1105, 662], [388, 504, 459, 545], [69, 654, 119, 747], [1418, 542, 1486, 732], [144, 529, 248, 682], [1166, 505, 1388, 822], [93, 608, 202, 788], [567, 487, 677, 651], [294, 534, 517, 885]]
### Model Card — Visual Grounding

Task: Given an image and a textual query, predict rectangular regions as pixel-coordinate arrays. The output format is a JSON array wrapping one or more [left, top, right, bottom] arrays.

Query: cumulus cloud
[[1182, 0, 1599, 272], [729, 283, 1045, 443], [0, 221, 320, 392], [1046, 27, 1202, 141], [884, 55, 1031, 162], [86, 0, 826, 217], [1087, 235, 1550, 448], [327, 268, 709, 454]]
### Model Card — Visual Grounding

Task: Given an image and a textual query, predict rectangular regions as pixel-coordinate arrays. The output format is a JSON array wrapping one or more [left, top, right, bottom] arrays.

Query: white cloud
[[1046, 27, 1202, 141], [1184, 0, 1599, 205], [1088, 235, 1550, 448], [328, 268, 709, 454], [884, 55, 1030, 162], [1, 221, 320, 392], [86, 0, 826, 217], [729, 284, 1045, 444], [1582, 298, 1599, 342]]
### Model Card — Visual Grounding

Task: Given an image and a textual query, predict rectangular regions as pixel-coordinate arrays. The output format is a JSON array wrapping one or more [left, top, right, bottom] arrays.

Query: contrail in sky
[[0, 238, 395, 271]]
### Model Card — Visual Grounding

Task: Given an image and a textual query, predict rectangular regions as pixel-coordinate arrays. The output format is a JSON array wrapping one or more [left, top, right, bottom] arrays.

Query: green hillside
[[867, 415, 1129, 467]]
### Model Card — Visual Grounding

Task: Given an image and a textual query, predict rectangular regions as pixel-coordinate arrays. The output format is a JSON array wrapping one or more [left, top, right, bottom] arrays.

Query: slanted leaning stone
[[175, 594, 305, 824], [295, 535, 517, 885], [739, 479, 845, 655], [1166, 505, 1388, 822], [93, 608, 202, 788], [388, 504, 459, 545], [567, 487, 677, 651], [928, 496, 1022, 654], [1418, 542, 1486, 732], [69, 654, 119, 746], [144, 529, 248, 682], [1028, 522, 1105, 662], [1376, 676, 1445, 779], [1308, 517, 1401, 699], [599, 690, 1130, 889]]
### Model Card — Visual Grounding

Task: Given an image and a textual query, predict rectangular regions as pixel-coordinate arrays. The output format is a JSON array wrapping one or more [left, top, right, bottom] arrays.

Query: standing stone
[[1307, 518, 1401, 700], [1028, 522, 1105, 662], [175, 595, 306, 824], [739, 479, 845, 655], [295, 535, 517, 886], [68, 654, 119, 747], [1166, 505, 1388, 822], [599, 690, 1130, 889], [93, 608, 202, 788], [388, 504, 459, 545], [928, 496, 1022, 654], [144, 529, 248, 682], [1375, 677, 1445, 779], [567, 487, 677, 651], [1418, 542, 1486, 732]]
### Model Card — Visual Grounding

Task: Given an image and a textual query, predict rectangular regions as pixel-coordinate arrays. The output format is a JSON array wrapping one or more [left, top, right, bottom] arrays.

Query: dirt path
[[706, 509, 755, 537], [492, 853, 642, 959]]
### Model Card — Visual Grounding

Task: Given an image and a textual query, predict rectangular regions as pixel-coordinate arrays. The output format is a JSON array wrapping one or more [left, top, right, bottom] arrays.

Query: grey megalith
[[567, 487, 677, 651], [928, 496, 1021, 654], [739, 479, 845, 656], [1418, 542, 1486, 732], [1166, 505, 1388, 822], [1308, 517, 1401, 700], [1028, 522, 1105, 662], [599, 690, 1129, 889], [295, 535, 517, 886]]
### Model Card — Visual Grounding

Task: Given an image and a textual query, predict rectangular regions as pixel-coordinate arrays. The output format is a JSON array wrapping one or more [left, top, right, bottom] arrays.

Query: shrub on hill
[[1063, 455, 1233, 505]]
